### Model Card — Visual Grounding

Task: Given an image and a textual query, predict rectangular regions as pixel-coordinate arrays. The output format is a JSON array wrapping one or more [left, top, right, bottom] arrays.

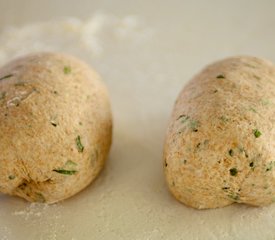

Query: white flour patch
[[0, 226, 11, 240], [0, 12, 152, 66], [12, 203, 64, 240]]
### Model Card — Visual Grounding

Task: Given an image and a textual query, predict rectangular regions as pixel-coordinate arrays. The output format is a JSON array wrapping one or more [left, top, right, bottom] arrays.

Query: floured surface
[[0, 2, 275, 239]]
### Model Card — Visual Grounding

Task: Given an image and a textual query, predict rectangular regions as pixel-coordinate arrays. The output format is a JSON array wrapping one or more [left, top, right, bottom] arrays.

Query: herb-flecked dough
[[164, 56, 275, 209], [0, 52, 112, 203]]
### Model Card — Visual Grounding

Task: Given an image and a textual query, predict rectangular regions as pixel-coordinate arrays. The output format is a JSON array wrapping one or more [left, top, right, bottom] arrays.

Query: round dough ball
[[164, 56, 275, 209], [0, 52, 112, 203]]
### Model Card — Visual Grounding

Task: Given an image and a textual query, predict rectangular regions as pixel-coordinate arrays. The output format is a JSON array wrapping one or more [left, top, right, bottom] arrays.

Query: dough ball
[[0, 52, 112, 203], [164, 56, 275, 209]]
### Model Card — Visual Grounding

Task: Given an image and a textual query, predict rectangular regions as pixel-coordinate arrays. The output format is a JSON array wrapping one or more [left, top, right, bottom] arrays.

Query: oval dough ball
[[0, 52, 112, 203], [164, 56, 275, 209]]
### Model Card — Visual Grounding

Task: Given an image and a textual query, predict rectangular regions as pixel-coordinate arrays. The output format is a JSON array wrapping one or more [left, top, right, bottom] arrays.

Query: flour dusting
[[0, 12, 152, 66], [12, 203, 64, 240]]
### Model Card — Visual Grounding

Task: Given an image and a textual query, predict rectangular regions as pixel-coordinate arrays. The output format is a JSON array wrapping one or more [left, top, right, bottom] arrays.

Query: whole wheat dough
[[164, 56, 275, 209], [0, 52, 112, 203]]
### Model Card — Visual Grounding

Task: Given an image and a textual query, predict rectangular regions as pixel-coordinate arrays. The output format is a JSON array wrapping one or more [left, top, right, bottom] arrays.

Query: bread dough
[[0, 52, 112, 203], [164, 56, 275, 209]]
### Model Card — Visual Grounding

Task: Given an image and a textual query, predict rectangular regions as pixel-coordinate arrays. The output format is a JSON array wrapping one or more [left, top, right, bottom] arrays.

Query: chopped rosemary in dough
[[76, 135, 84, 152], [164, 56, 275, 209]]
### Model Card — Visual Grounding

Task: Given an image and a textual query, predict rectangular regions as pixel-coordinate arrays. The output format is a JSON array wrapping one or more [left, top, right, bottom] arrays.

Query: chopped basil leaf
[[228, 149, 234, 157]]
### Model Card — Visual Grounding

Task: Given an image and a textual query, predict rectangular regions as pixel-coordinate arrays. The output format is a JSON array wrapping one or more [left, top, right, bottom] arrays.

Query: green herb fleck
[[0, 74, 13, 81], [79, 122, 83, 126], [244, 63, 256, 68], [261, 99, 270, 106], [220, 116, 229, 122], [8, 98, 21, 107], [222, 187, 230, 190], [8, 175, 15, 180], [266, 161, 275, 172], [190, 120, 199, 132], [0, 91, 6, 100], [53, 90, 58, 94], [249, 107, 257, 113], [229, 168, 238, 176], [90, 149, 99, 166], [253, 129, 262, 138], [229, 149, 234, 157], [216, 74, 225, 79], [253, 75, 260, 80], [249, 162, 254, 167], [53, 160, 78, 175], [228, 193, 240, 201], [238, 147, 248, 158], [35, 192, 46, 203], [50, 120, 57, 127], [53, 169, 77, 175], [14, 82, 25, 86], [64, 66, 71, 74], [18, 182, 27, 190], [213, 89, 218, 93], [238, 147, 244, 153], [177, 114, 190, 123], [75, 135, 84, 152], [65, 160, 77, 167], [177, 114, 199, 132]]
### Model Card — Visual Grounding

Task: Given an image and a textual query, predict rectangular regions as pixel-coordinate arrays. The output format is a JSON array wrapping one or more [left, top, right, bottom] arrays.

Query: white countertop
[[0, 1, 275, 239]]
